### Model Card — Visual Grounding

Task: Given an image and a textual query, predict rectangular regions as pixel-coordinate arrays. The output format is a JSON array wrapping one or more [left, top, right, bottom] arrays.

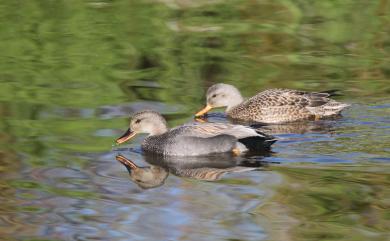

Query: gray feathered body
[[142, 123, 275, 156], [228, 88, 350, 123]]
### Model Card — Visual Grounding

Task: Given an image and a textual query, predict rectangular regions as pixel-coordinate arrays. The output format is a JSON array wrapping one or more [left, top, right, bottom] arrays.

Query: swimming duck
[[115, 110, 276, 156], [195, 83, 350, 124]]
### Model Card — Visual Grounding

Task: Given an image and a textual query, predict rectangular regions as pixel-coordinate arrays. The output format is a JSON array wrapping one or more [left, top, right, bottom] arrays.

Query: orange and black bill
[[116, 155, 138, 171], [194, 104, 212, 117], [116, 128, 136, 144]]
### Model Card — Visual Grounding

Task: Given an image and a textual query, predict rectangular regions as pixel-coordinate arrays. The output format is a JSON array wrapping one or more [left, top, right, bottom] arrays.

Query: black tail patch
[[238, 134, 276, 152]]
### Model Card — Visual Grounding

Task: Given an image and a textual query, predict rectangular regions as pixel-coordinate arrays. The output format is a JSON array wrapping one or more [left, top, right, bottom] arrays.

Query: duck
[[115, 110, 276, 156], [195, 83, 350, 124]]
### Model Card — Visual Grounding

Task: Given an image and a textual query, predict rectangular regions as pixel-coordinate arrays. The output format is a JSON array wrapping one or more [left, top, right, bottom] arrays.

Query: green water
[[0, 0, 389, 240]]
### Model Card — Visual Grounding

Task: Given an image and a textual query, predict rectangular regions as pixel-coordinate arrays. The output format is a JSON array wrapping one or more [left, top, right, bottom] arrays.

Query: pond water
[[0, 1, 389, 240]]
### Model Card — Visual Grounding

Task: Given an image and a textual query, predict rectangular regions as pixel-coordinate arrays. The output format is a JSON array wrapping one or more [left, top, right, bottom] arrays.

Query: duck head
[[116, 110, 168, 144], [195, 83, 244, 117]]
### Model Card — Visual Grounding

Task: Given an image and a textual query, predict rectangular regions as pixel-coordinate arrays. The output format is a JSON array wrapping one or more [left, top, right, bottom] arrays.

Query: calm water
[[1, 1, 389, 240]]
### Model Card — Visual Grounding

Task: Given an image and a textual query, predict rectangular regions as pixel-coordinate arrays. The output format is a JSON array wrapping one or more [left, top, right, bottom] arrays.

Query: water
[[0, 0, 389, 240]]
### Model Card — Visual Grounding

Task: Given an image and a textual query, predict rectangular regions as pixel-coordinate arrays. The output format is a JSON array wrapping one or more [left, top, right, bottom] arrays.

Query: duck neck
[[226, 94, 244, 112], [149, 125, 168, 136]]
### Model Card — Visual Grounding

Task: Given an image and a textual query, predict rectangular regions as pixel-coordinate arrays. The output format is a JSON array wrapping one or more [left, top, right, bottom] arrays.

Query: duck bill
[[116, 128, 136, 144], [195, 104, 213, 117], [116, 155, 138, 171]]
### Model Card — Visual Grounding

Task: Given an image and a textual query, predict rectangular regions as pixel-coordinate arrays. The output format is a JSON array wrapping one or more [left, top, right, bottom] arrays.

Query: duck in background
[[195, 83, 350, 124]]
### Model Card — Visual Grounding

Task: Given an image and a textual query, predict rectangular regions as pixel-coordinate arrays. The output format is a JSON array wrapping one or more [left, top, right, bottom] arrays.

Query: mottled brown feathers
[[225, 88, 349, 123]]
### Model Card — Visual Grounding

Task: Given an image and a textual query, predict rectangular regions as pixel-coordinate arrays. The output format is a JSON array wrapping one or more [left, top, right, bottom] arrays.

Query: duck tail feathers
[[238, 131, 277, 151], [306, 101, 351, 116], [319, 89, 343, 97]]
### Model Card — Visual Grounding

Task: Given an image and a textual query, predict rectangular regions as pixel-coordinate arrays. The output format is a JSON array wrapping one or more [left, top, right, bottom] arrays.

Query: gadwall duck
[[195, 83, 350, 124], [115, 110, 276, 156]]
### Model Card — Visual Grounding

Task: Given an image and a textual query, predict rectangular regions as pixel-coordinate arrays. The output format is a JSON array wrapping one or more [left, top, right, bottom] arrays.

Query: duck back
[[142, 131, 237, 156]]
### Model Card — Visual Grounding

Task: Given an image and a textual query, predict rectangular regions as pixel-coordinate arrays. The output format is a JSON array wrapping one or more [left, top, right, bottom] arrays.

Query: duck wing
[[172, 123, 276, 152], [247, 88, 332, 108], [174, 122, 272, 139]]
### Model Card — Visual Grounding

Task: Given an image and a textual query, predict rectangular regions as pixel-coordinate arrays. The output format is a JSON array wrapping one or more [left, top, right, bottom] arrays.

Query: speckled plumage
[[200, 84, 350, 123]]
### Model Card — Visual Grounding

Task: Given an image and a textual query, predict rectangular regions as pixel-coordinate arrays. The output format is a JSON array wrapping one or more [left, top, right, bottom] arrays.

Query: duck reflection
[[249, 120, 337, 135], [195, 114, 338, 135], [116, 152, 271, 189], [116, 155, 169, 189]]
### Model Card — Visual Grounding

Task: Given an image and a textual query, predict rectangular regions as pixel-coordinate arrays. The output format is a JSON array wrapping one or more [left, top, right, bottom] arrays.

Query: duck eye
[[135, 119, 141, 124], [212, 94, 217, 98]]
